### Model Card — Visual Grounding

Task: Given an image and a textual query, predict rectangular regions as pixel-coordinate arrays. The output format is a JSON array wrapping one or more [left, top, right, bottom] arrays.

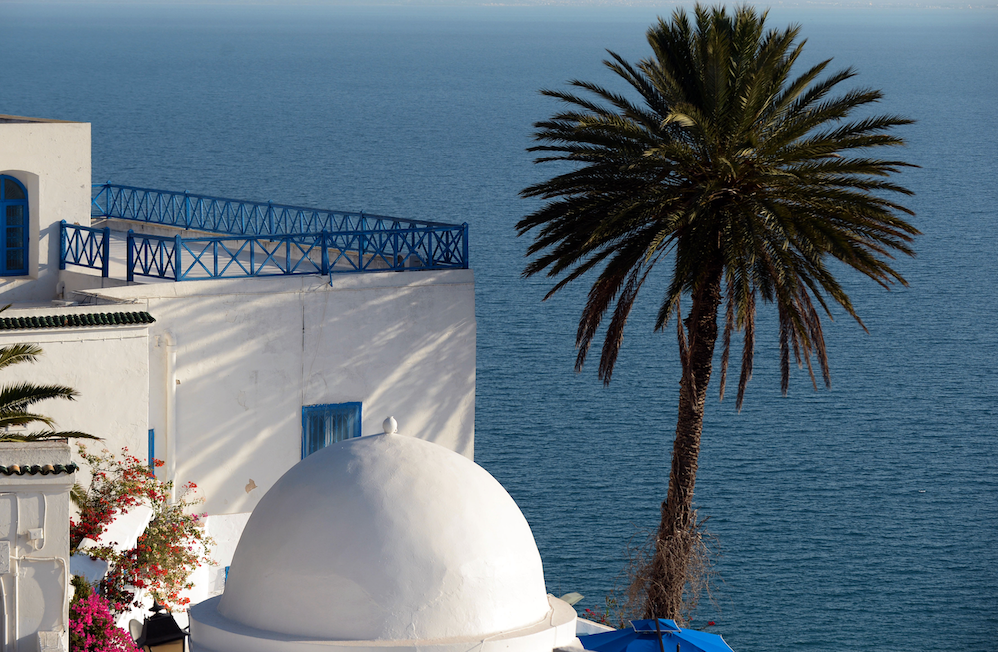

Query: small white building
[[0, 441, 77, 652], [189, 427, 580, 652], [0, 115, 476, 607]]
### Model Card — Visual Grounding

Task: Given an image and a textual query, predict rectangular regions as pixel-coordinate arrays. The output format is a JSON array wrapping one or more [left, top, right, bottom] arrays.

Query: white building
[[0, 115, 476, 615], [188, 427, 581, 652], [0, 441, 77, 652]]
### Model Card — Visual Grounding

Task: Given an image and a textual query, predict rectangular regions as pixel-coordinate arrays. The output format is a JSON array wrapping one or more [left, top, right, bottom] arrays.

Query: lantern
[[134, 602, 187, 652]]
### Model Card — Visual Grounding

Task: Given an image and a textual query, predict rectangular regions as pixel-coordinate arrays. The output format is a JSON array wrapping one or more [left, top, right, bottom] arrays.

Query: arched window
[[0, 175, 28, 276]]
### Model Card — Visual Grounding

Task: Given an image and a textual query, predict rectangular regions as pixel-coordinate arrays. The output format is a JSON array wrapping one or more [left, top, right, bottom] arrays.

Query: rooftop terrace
[[62, 183, 469, 282]]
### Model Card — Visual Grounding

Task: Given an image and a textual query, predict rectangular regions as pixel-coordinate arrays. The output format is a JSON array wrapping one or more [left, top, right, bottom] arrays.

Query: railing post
[[268, 201, 274, 236], [213, 240, 218, 278], [101, 227, 110, 278], [126, 230, 134, 283], [321, 231, 329, 275], [462, 223, 469, 269], [359, 232, 366, 270], [184, 191, 191, 229], [408, 226, 419, 269], [391, 230, 400, 270], [175, 234, 183, 281], [59, 221, 67, 270], [285, 236, 291, 274], [103, 181, 111, 217]]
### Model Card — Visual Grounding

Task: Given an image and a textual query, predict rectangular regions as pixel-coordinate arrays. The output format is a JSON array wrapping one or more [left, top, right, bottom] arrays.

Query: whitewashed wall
[[0, 441, 75, 652], [0, 117, 91, 304], [0, 311, 150, 463], [62, 269, 476, 516]]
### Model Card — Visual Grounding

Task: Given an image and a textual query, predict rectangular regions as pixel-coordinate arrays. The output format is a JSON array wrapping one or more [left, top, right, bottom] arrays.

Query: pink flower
[[69, 588, 140, 652]]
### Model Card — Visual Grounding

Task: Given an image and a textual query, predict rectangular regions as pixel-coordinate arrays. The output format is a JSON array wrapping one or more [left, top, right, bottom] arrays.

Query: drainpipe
[[161, 331, 178, 502]]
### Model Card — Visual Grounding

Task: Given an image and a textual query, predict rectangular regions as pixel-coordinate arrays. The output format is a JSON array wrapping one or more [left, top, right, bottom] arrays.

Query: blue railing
[[128, 232, 179, 281], [60, 222, 110, 277], [63, 183, 469, 281], [62, 222, 468, 281], [91, 183, 458, 237]]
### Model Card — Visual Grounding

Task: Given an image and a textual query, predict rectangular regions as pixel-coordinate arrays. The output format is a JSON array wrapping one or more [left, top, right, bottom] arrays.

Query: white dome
[[216, 433, 552, 641]]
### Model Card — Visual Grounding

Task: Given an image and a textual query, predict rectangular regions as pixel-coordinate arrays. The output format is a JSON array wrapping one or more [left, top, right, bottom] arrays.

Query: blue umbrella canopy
[[579, 619, 734, 652]]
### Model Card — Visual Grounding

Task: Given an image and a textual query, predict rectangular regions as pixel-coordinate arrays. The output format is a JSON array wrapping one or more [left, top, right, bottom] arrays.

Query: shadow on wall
[[139, 274, 475, 515]]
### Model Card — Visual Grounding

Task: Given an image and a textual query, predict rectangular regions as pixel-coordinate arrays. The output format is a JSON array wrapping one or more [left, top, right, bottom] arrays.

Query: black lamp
[[135, 602, 187, 652]]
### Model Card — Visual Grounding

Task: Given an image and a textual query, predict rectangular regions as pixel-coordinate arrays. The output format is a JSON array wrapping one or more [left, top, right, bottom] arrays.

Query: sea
[[1, 2, 996, 650]]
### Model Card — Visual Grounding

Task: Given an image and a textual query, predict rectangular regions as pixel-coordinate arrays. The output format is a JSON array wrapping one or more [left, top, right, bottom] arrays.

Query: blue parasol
[[579, 619, 734, 652]]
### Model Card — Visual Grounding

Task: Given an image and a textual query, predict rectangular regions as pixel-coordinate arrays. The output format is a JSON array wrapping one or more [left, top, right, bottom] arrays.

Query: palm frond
[[70, 482, 88, 508], [0, 382, 78, 413], [518, 2, 916, 405], [0, 333, 93, 441], [0, 343, 43, 371], [0, 430, 100, 443]]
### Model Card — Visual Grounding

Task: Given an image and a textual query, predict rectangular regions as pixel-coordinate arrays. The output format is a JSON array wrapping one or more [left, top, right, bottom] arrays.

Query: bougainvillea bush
[[72, 446, 214, 613], [69, 578, 140, 652], [580, 595, 629, 630]]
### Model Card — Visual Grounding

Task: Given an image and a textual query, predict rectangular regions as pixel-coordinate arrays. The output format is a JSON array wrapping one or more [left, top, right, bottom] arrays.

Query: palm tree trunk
[[644, 261, 723, 620]]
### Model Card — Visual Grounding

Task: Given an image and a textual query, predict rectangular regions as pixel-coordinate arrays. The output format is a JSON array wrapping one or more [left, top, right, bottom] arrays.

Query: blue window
[[302, 402, 362, 458], [0, 175, 28, 276]]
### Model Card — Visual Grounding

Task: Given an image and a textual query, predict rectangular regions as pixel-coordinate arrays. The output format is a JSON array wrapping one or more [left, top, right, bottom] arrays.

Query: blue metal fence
[[62, 184, 470, 281], [127, 231, 180, 281], [123, 228, 467, 281], [90, 183, 459, 237], [60, 221, 110, 277]]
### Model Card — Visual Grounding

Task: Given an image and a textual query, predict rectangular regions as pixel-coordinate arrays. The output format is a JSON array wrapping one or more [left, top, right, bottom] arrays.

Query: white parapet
[[190, 594, 579, 652]]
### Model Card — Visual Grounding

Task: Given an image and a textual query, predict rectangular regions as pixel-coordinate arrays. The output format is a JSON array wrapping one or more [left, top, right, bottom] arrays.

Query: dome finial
[[383, 416, 398, 435]]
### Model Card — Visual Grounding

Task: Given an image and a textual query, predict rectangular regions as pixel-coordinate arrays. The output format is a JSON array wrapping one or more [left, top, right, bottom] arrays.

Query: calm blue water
[[2, 3, 996, 649]]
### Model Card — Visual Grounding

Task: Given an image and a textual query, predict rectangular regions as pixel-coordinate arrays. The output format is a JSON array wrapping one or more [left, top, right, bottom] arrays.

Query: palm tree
[[0, 341, 96, 442], [517, 4, 918, 620]]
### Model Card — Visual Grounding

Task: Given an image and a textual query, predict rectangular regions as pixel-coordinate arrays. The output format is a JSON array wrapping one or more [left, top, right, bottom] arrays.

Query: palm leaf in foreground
[[0, 430, 99, 443], [0, 322, 97, 443]]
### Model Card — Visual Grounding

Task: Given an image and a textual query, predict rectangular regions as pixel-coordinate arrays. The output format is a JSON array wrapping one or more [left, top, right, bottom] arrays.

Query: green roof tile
[[0, 463, 79, 476], [0, 312, 155, 331]]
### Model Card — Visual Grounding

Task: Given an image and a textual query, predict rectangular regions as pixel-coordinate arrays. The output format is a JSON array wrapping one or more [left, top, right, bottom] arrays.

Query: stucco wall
[[0, 309, 151, 464], [0, 118, 91, 304], [0, 441, 75, 652], [74, 269, 476, 516]]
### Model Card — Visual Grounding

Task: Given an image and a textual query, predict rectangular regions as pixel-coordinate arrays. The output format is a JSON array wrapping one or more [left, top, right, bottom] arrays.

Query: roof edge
[[0, 463, 78, 476], [0, 114, 84, 124], [0, 311, 156, 331]]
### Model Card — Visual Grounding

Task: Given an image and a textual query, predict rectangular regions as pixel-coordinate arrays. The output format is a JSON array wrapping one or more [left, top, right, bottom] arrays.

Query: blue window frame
[[0, 176, 28, 276], [302, 402, 362, 458]]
